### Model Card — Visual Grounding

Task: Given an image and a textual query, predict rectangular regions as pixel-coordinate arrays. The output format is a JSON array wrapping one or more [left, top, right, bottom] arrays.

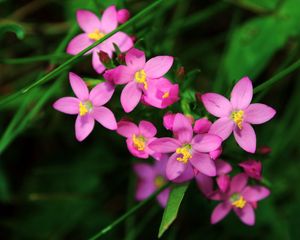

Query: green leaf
[[0, 22, 25, 40], [158, 182, 189, 238]]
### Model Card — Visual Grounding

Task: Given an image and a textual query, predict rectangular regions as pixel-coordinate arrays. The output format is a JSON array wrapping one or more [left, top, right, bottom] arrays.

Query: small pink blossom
[[53, 72, 116, 141], [210, 173, 270, 226], [193, 118, 212, 134], [239, 159, 262, 180], [117, 9, 130, 24], [66, 6, 133, 74], [133, 157, 170, 207], [149, 113, 222, 181], [201, 77, 276, 153]]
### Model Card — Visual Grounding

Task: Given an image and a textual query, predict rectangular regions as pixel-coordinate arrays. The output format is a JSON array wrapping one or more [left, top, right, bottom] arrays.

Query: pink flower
[[53, 72, 117, 141], [66, 6, 133, 74], [133, 157, 170, 207], [142, 78, 179, 109], [148, 113, 222, 181], [117, 9, 130, 24], [201, 77, 276, 153], [210, 173, 270, 226], [193, 118, 212, 134], [117, 120, 160, 159], [111, 48, 174, 112], [239, 159, 262, 180], [163, 112, 176, 130]]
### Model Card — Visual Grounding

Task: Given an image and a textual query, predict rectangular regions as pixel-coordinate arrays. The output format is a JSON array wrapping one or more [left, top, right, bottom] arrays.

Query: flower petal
[[157, 189, 170, 207], [104, 32, 133, 53], [195, 173, 213, 196], [75, 115, 95, 141], [67, 33, 93, 55], [230, 76, 253, 109], [148, 138, 181, 153], [101, 6, 118, 33], [135, 180, 156, 201], [90, 81, 115, 106], [242, 186, 270, 202], [166, 153, 187, 180], [92, 50, 106, 74], [201, 93, 232, 117], [216, 159, 232, 175], [234, 203, 255, 226], [53, 97, 79, 115], [173, 113, 193, 143], [244, 103, 276, 124], [92, 106, 117, 130], [233, 123, 256, 153], [117, 120, 139, 138], [133, 163, 155, 180], [172, 163, 194, 183], [112, 65, 135, 85], [121, 81, 142, 113], [209, 117, 234, 140], [211, 202, 232, 224], [192, 133, 222, 153], [193, 118, 212, 134], [139, 120, 157, 137], [76, 10, 101, 33], [69, 72, 89, 101], [126, 138, 149, 159], [230, 173, 248, 193], [125, 48, 146, 70], [190, 152, 216, 176], [144, 56, 173, 78]]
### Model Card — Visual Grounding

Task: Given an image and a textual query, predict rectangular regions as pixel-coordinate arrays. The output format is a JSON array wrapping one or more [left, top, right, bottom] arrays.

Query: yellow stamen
[[134, 69, 148, 90], [79, 102, 88, 116], [132, 134, 146, 151], [154, 176, 166, 188], [231, 110, 244, 129], [162, 92, 170, 99], [232, 196, 247, 208], [176, 144, 192, 164], [88, 29, 105, 41]]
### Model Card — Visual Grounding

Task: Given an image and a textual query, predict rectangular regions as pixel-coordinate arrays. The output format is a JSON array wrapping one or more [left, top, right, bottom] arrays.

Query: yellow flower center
[[134, 69, 148, 90], [88, 29, 105, 41], [132, 134, 146, 151], [231, 194, 247, 208], [154, 176, 166, 188], [176, 144, 192, 164], [79, 101, 93, 116], [162, 91, 170, 99], [231, 110, 244, 129]]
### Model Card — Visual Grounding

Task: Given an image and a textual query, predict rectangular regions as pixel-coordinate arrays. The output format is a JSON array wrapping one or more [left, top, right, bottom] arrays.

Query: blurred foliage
[[0, 0, 300, 239]]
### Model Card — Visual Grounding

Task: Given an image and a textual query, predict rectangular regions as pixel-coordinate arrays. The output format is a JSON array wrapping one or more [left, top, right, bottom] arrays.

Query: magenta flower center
[[134, 69, 148, 90], [154, 175, 166, 188], [230, 193, 247, 208], [231, 110, 244, 129], [79, 101, 93, 116], [132, 134, 146, 151], [175, 144, 192, 164], [88, 29, 106, 41]]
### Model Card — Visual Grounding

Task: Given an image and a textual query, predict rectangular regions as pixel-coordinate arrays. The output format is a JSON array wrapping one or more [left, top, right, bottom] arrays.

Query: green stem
[[0, 53, 70, 64], [88, 182, 171, 240], [0, 0, 164, 107], [254, 58, 300, 94]]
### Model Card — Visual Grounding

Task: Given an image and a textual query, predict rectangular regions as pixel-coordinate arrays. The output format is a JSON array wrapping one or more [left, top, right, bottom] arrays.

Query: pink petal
[[53, 97, 79, 115], [148, 137, 181, 153], [234, 203, 255, 226], [193, 118, 212, 134], [230, 173, 248, 193], [117, 120, 139, 138], [135, 180, 156, 201], [117, 9, 130, 24], [126, 138, 149, 159], [89, 81, 115, 106], [92, 50, 106, 74], [92, 106, 117, 130], [195, 173, 213, 197], [172, 163, 195, 183], [125, 48, 146, 70], [139, 120, 157, 137], [75, 115, 95, 141], [76, 10, 101, 33], [173, 113, 193, 143], [190, 152, 216, 176], [233, 123, 256, 153], [69, 72, 89, 101], [230, 76, 253, 109], [112, 65, 135, 85], [157, 189, 170, 207], [66, 33, 93, 55], [163, 112, 176, 130], [101, 6, 118, 33], [133, 163, 155, 180], [244, 103, 276, 124], [121, 81, 142, 113], [144, 56, 173, 78], [166, 153, 187, 180], [216, 159, 232, 175], [104, 32, 133, 52], [242, 186, 270, 202], [201, 93, 232, 117], [217, 175, 230, 192], [192, 133, 222, 153], [209, 147, 222, 160], [209, 117, 234, 140], [211, 202, 232, 224]]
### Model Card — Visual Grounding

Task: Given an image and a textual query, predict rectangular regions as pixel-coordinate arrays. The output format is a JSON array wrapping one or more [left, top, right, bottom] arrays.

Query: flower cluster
[[53, 6, 276, 226]]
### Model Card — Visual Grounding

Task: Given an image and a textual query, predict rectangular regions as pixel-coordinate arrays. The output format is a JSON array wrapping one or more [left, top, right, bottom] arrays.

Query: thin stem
[[254, 58, 300, 94], [88, 182, 171, 240], [0, 53, 69, 64], [0, 0, 164, 107]]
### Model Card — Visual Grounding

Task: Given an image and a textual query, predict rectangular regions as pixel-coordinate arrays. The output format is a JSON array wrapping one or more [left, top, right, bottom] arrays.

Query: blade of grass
[[0, 53, 69, 64]]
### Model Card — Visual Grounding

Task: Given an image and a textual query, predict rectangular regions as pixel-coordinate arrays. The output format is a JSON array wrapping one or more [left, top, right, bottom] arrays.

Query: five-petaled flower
[[53, 72, 117, 141], [201, 77, 276, 153]]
